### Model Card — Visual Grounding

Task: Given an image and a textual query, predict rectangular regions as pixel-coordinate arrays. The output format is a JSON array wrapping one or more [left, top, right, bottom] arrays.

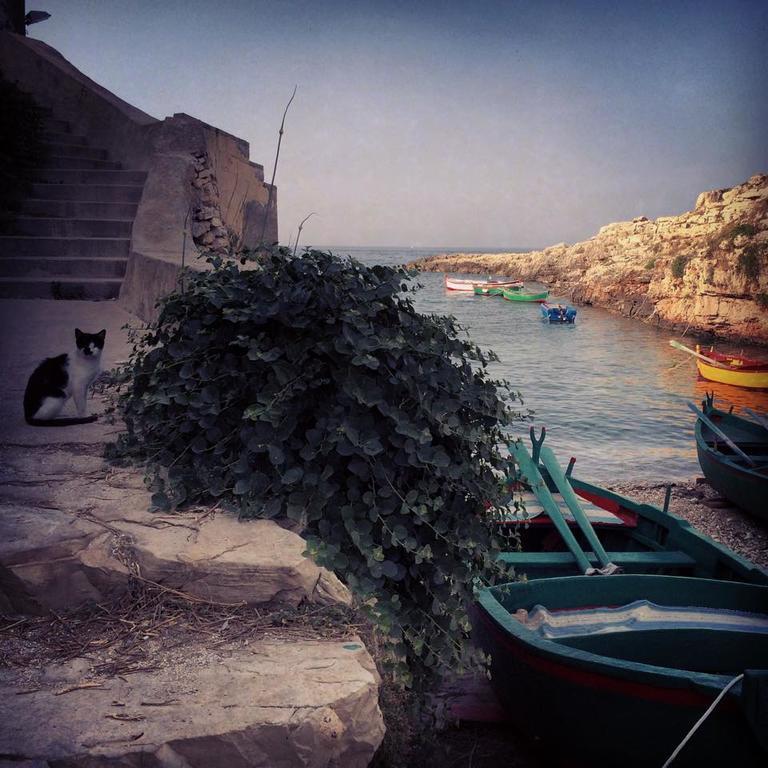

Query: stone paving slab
[[0, 639, 384, 768]]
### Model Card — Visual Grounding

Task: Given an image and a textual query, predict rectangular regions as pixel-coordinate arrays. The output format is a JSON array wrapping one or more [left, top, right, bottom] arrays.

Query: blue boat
[[541, 302, 577, 323]]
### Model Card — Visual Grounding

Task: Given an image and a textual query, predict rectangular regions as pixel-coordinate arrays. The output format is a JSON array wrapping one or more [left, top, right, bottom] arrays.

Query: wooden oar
[[687, 402, 757, 466], [509, 440, 593, 574], [669, 340, 721, 366], [744, 408, 768, 433], [538, 445, 615, 571]]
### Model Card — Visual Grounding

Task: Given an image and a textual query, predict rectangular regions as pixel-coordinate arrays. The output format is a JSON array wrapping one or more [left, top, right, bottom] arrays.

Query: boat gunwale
[[568, 477, 768, 582]]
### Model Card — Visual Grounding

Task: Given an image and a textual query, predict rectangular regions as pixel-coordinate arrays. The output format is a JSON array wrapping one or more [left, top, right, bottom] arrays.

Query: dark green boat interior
[[490, 574, 768, 615], [558, 628, 768, 674], [488, 576, 768, 673], [498, 476, 768, 583]]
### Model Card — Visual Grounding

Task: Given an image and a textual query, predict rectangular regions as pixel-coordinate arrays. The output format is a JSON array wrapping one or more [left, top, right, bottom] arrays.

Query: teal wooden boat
[[472, 430, 768, 766], [692, 395, 768, 523], [502, 287, 549, 302], [473, 575, 768, 767]]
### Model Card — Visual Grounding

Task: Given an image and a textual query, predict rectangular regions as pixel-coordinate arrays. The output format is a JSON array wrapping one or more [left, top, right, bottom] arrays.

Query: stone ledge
[[0, 446, 350, 614], [0, 639, 384, 768]]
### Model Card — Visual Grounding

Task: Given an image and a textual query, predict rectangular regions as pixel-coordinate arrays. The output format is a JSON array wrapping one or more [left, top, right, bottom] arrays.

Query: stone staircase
[[0, 116, 146, 300]]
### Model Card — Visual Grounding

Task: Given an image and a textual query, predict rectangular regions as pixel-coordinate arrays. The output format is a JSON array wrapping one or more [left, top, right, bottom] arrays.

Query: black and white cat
[[23, 328, 106, 426]]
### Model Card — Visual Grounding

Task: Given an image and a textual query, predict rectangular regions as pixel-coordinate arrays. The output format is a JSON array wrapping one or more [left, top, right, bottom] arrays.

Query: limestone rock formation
[[412, 174, 768, 343], [0, 445, 350, 614], [0, 639, 384, 767]]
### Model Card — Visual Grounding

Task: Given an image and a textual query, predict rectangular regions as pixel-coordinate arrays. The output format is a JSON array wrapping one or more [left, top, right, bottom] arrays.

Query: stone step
[[41, 117, 70, 133], [29, 182, 145, 203], [41, 155, 122, 171], [40, 131, 88, 146], [19, 198, 139, 220], [0, 256, 127, 279], [30, 168, 147, 185], [1, 217, 133, 238], [0, 276, 122, 300], [41, 143, 108, 160], [0, 236, 130, 259], [0, 639, 383, 768]]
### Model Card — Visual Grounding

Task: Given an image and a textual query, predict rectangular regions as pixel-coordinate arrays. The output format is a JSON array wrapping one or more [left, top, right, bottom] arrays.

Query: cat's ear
[[97, 329, 106, 341], [75, 328, 83, 340]]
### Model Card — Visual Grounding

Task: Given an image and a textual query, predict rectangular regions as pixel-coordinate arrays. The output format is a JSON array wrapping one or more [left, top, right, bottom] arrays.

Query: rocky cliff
[[412, 174, 768, 344]]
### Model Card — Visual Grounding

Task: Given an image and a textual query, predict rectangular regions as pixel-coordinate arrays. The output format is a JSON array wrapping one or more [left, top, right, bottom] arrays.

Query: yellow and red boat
[[670, 341, 768, 389]]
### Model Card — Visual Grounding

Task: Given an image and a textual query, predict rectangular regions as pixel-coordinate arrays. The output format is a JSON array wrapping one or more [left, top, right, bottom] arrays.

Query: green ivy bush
[[110, 249, 520, 684]]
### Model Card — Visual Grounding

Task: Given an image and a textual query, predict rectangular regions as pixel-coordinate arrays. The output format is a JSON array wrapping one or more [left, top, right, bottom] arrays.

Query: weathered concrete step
[[41, 143, 108, 160], [0, 277, 122, 300], [0, 257, 127, 279], [40, 118, 70, 133], [19, 198, 138, 220], [30, 182, 144, 203], [30, 168, 147, 185], [41, 155, 120, 170], [40, 130, 87, 146], [0, 236, 130, 259], [1, 217, 133, 238], [0, 639, 384, 768]]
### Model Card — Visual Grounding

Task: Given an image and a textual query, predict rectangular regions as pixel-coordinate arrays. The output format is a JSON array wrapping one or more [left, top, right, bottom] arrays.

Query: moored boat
[[691, 395, 768, 522], [473, 575, 768, 767], [540, 302, 577, 323], [502, 287, 549, 302], [669, 341, 768, 389], [444, 276, 523, 292], [473, 430, 768, 766]]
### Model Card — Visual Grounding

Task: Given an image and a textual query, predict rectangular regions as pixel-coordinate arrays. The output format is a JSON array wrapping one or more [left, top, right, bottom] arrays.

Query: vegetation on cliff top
[[110, 248, 520, 684]]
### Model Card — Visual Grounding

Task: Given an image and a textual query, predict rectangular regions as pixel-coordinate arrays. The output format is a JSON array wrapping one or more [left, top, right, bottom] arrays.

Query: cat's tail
[[25, 415, 98, 426]]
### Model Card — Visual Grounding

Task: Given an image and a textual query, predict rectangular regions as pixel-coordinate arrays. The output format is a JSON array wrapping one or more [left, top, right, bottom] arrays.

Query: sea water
[[321, 245, 768, 483]]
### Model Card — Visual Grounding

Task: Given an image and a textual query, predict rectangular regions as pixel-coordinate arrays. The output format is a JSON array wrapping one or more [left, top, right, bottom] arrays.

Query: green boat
[[692, 395, 768, 523], [473, 575, 768, 767], [469, 429, 768, 766], [473, 285, 504, 296], [502, 287, 549, 302]]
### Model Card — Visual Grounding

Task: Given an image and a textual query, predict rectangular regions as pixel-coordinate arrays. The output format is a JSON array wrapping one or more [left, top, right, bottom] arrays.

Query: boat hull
[[694, 408, 768, 522], [445, 277, 523, 291], [696, 359, 768, 389], [473, 575, 768, 768], [540, 302, 576, 322], [502, 288, 549, 302]]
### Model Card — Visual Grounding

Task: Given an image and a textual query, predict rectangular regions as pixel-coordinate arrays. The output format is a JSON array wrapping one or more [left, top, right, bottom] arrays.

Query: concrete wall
[[0, 31, 278, 321], [0, 0, 24, 34]]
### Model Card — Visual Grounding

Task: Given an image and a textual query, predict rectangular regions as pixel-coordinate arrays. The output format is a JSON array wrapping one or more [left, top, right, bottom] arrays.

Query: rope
[[661, 673, 744, 767]]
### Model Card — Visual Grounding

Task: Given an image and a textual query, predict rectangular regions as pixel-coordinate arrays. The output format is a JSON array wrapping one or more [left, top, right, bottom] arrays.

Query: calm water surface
[[323, 246, 768, 483]]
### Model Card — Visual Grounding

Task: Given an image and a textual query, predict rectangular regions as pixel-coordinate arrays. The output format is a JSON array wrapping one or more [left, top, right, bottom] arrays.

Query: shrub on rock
[[111, 248, 519, 683]]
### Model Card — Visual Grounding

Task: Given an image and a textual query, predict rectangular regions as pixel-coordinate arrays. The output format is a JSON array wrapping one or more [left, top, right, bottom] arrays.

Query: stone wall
[[411, 174, 768, 344]]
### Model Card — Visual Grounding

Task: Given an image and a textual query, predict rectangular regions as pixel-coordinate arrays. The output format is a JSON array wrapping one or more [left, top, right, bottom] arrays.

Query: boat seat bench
[[499, 550, 697, 570]]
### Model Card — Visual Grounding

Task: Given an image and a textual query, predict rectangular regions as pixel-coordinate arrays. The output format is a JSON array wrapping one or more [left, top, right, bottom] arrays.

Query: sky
[[30, 0, 768, 249]]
